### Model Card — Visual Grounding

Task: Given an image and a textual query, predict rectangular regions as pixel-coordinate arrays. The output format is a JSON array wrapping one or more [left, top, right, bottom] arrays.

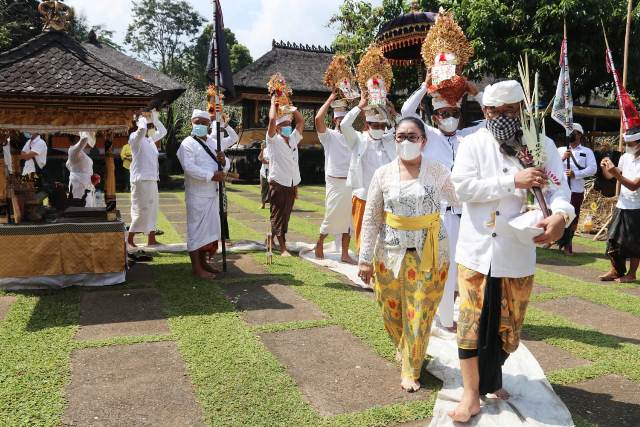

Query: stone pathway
[[0, 295, 16, 321]]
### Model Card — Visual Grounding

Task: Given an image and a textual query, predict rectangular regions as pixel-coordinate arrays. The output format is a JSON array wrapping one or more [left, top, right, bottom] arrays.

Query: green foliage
[[69, 13, 122, 51], [125, 0, 205, 77]]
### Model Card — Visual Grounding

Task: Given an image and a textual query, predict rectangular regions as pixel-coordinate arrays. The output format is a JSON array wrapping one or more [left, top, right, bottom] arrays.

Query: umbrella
[[377, 4, 436, 67]]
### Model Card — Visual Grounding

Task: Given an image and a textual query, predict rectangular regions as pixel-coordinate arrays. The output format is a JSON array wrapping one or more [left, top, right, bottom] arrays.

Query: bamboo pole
[[620, 0, 634, 154]]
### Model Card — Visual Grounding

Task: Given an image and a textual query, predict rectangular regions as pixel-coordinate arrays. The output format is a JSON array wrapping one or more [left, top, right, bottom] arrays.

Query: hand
[[562, 150, 571, 161], [466, 80, 479, 96], [358, 263, 373, 285], [565, 170, 575, 178], [328, 91, 338, 102], [215, 150, 226, 165], [534, 214, 567, 245], [515, 167, 546, 189], [386, 99, 397, 116], [601, 157, 619, 177], [358, 91, 368, 109], [424, 71, 432, 86], [212, 171, 225, 182]]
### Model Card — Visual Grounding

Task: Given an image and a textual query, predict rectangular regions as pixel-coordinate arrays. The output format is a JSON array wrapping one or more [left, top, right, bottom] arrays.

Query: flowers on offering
[[324, 54, 359, 100], [356, 45, 393, 107], [267, 73, 296, 115]]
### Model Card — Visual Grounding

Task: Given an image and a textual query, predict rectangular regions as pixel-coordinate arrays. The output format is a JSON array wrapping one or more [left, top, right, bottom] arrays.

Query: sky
[[64, 0, 384, 60]]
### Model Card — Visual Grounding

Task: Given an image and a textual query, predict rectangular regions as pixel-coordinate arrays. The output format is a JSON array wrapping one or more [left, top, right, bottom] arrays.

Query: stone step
[[0, 295, 17, 321]]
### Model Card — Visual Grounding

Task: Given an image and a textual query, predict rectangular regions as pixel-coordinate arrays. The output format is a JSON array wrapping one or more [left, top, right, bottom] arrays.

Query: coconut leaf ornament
[[357, 45, 393, 107]]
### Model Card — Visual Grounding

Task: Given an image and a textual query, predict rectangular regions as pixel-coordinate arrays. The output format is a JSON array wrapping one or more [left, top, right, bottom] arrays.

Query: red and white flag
[[605, 45, 640, 131], [551, 25, 574, 136]]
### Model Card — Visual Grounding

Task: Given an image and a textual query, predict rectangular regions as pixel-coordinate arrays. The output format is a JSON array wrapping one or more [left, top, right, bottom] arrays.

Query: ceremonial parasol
[[376, 2, 436, 66]]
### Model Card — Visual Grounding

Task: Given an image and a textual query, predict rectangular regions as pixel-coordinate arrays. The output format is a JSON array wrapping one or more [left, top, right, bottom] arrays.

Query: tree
[[125, 0, 205, 77], [69, 13, 122, 51]]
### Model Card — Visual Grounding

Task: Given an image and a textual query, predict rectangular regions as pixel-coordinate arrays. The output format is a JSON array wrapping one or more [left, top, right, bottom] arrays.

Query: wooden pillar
[[104, 137, 116, 215]]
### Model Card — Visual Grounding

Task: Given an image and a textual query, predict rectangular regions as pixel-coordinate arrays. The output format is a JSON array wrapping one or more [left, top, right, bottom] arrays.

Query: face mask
[[23, 132, 31, 139], [280, 126, 293, 137], [395, 139, 422, 161], [486, 115, 521, 141], [147, 128, 157, 138], [625, 145, 639, 155], [439, 117, 460, 134], [369, 128, 385, 140], [192, 124, 209, 137]]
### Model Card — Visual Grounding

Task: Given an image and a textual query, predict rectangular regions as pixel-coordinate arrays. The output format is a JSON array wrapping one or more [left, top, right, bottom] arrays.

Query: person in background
[[556, 123, 597, 254], [314, 92, 356, 264], [120, 142, 132, 192], [19, 132, 47, 176], [66, 132, 97, 207], [599, 127, 640, 283], [127, 109, 167, 248], [259, 143, 270, 209]]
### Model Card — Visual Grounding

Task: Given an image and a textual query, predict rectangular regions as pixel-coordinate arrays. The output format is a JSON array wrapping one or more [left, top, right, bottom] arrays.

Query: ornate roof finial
[[38, 0, 74, 32], [411, 1, 421, 12]]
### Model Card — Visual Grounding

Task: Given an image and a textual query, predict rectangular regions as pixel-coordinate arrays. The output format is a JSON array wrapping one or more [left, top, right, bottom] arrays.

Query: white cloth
[[624, 131, 640, 142], [66, 137, 96, 207], [482, 80, 525, 107], [341, 106, 396, 200], [2, 140, 12, 174], [436, 210, 460, 327], [129, 180, 159, 234], [572, 123, 584, 134], [259, 145, 271, 178], [275, 114, 292, 125], [21, 136, 47, 175], [451, 127, 575, 278], [129, 111, 166, 183], [320, 176, 353, 235], [557, 144, 597, 193], [185, 191, 221, 252], [359, 159, 457, 278], [209, 124, 240, 151], [177, 135, 231, 198], [191, 109, 209, 120], [266, 129, 302, 187], [617, 153, 640, 209], [318, 128, 351, 177]]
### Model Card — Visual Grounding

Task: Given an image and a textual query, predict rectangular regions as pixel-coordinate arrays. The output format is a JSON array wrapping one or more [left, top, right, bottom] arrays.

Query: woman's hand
[[358, 262, 374, 284]]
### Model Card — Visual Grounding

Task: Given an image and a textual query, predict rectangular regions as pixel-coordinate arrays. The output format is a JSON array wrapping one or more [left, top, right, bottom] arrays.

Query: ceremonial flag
[[207, 0, 235, 98], [605, 40, 640, 131], [551, 24, 574, 136]]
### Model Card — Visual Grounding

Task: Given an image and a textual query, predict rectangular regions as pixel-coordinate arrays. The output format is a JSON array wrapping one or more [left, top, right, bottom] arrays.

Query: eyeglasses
[[435, 110, 461, 119], [395, 134, 423, 143], [484, 107, 520, 119]]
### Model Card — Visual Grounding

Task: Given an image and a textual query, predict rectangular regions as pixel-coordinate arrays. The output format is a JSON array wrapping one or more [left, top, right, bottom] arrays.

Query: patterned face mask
[[486, 115, 521, 141]]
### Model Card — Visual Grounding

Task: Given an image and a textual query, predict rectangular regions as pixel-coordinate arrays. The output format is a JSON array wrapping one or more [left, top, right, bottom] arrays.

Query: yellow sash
[[384, 211, 440, 273]]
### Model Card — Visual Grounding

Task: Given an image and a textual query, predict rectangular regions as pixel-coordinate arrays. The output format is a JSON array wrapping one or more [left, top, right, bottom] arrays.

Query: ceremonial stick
[[212, 4, 227, 272]]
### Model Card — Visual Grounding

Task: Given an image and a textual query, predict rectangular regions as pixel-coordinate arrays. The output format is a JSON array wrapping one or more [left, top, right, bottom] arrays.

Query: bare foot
[[494, 388, 511, 400], [395, 350, 402, 363], [147, 240, 162, 247], [203, 263, 221, 274], [400, 376, 421, 392], [616, 274, 637, 283], [341, 254, 357, 265], [599, 271, 619, 282], [261, 204, 265, 209], [448, 397, 481, 423], [314, 243, 324, 260], [193, 271, 216, 280], [281, 250, 292, 257]]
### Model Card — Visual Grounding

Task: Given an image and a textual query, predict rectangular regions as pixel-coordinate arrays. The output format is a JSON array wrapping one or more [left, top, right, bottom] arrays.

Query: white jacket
[[177, 135, 230, 198], [451, 128, 575, 278]]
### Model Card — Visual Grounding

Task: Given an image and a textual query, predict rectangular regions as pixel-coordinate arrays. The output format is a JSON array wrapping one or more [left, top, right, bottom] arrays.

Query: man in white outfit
[[314, 92, 356, 264], [19, 133, 47, 176], [401, 80, 482, 331], [127, 109, 167, 247], [177, 109, 229, 279], [66, 131, 97, 207]]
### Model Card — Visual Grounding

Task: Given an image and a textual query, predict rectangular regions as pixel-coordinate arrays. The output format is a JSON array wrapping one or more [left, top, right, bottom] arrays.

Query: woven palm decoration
[[324, 55, 359, 100], [267, 73, 295, 116], [357, 45, 393, 106]]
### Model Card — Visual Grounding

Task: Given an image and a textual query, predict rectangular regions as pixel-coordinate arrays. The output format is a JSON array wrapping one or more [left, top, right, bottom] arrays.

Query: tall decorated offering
[[267, 72, 296, 119], [324, 54, 360, 101], [357, 45, 393, 107]]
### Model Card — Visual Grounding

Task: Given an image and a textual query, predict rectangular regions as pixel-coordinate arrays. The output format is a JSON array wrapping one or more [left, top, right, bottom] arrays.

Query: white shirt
[[21, 136, 47, 175], [208, 124, 239, 151], [177, 135, 231, 198], [617, 153, 640, 209], [266, 129, 302, 187], [66, 138, 93, 182], [318, 128, 352, 178], [341, 106, 396, 200], [451, 128, 575, 278], [2, 139, 12, 174], [557, 144, 597, 193], [259, 145, 270, 179], [129, 111, 167, 183]]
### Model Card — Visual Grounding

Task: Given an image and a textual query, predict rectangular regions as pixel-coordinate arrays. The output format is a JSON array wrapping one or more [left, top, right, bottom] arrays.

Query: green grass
[[573, 235, 607, 252], [229, 183, 326, 214], [537, 247, 611, 273]]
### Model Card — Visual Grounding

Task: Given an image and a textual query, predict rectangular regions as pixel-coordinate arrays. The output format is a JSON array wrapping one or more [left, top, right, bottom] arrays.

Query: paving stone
[[163, 212, 186, 222], [555, 374, 640, 426], [259, 326, 430, 416], [535, 296, 640, 344], [392, 419, 432, 427], [0, 296, 17, 321], [63, 342, 205, 427], [224, 281, 327, 324], [536, 259, 606, 285], [224, 253, 268, 276], [125, 262, 154, 287], [521, 338, 590, 372], [619, 286, 640, 297], [531, 284, 551, 295], [76, 288, 170, 341]]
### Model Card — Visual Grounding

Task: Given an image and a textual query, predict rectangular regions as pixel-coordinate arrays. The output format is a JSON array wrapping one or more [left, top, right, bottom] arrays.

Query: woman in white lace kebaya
[[358, 117, 458, 392]]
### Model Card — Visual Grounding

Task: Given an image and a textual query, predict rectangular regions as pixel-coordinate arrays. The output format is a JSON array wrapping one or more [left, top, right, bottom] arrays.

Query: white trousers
[[129, 180, 158, 234], [436, 210, 460, 327], [186, 193, 221, 252], [319, 176, 352, 235], [69, 178, 96, 207]]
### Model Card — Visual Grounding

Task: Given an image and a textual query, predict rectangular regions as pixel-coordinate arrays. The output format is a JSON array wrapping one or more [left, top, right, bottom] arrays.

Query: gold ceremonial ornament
[[324, 55, 359, 100], [357, 45, 393, 107], [267, 73, 297, 116], [207, 84, 225, 116], [38, 0, 74, 32]]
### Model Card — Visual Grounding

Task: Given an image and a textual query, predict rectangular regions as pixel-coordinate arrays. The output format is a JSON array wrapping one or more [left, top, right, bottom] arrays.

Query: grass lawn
[[1, 186, 638, 426]]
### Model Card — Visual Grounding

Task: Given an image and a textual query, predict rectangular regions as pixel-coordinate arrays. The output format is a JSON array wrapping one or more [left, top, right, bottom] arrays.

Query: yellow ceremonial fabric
[[0, 231, 125, 278], [120, 144, 132, 170], [352, 196, 367, 251], [384, 211, 440, 273], [373, 251, 448, 380], [456, 265, 534, 353]]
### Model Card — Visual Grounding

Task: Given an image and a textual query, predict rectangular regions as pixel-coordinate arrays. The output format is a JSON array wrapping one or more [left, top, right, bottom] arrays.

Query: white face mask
[[396, 139, 422, 161], [625, 144, 639, 155], [369, 128, 385, 140], [438, 117, 460, 134]]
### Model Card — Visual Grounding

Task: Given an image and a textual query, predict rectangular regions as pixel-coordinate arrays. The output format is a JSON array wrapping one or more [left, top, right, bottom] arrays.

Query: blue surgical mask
[[192, 124, 209, 137], [280, 126, 293, 137], [23, 132, 31, 139]]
